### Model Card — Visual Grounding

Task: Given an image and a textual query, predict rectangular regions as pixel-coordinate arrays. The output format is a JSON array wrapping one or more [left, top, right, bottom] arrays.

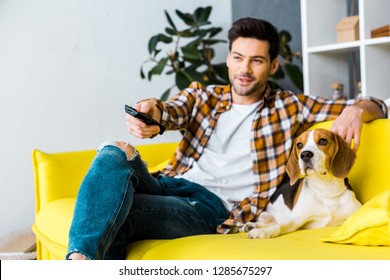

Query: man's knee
[[98, 140, 137, 160], [114, 141, 136, 158]]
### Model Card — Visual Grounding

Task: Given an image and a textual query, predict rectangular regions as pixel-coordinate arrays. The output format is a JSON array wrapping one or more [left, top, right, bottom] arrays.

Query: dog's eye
[[318, 138, 328, 146], [297, 142, 303, 149]]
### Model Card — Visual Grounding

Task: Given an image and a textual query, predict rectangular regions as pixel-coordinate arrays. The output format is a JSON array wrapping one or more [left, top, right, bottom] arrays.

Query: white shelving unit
[[300, 0, 390, 108]]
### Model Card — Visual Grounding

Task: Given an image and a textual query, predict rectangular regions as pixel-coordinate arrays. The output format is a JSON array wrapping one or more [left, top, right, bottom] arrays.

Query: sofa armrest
[[32, 149, 97, 214], [32, 142, 178, 215]]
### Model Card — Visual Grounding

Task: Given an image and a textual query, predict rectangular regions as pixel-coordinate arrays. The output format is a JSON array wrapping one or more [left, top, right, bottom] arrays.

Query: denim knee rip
[[97, 140, 149, 170], [97, 140, 140, 160]]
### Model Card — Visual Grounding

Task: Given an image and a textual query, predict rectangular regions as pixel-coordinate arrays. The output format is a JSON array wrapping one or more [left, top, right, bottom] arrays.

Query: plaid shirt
[[150, 82, 387, 233]]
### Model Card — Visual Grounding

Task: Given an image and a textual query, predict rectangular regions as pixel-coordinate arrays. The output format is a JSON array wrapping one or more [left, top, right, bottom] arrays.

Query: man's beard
[[230, 74, 264, 97]]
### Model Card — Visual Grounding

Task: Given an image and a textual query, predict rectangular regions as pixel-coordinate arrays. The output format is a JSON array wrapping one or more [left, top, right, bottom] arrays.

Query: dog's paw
[[247, 224, 281, 239], [247, 228, 271, 239], [240, 222, 256, 232]]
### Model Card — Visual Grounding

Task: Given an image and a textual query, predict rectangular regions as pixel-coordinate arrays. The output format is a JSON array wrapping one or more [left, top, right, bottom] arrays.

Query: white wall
[[0, 0, 232, 237]]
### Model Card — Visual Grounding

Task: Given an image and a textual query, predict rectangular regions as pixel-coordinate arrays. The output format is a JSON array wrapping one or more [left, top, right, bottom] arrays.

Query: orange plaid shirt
[[150, 82, 387, 233]]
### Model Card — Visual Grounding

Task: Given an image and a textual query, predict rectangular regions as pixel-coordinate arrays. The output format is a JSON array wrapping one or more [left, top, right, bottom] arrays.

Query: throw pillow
[[320, 190, 390, 246]]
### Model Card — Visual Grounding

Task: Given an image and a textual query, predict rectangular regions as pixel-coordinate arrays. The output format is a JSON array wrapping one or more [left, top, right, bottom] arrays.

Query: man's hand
[[330, 106, 363, 152], [331, 100, 385, 152], [126, 101, 162, 138]]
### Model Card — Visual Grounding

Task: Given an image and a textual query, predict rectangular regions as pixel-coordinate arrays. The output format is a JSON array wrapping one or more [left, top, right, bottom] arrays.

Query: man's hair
[[228, 17, 280, 61]]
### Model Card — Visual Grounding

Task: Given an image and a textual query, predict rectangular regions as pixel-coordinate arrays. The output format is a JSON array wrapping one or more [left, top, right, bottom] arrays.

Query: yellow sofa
[[32, 120, 390, 260]]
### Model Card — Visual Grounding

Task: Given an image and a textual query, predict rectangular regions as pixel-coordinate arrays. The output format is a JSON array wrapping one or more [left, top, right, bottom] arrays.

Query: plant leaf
[[148, 35, 159, 54], [284, 63, 304, 91], [148, 34, 173, 54], [212, 63, 229, 83], [164, 10, 177, 30], [207, 27, 223, 37], [178, 28, 197, 38], [203, 39, 227, 45], [194, 29, 209, 37], [147, 56, 170, 80], [195, 21, 211, 28], [176, 10, 195, 26], [279, 30, 292, 43], [194, 6, 211, 22], [181, 46, 203, 61], [202, 48, 214, 62], [200, 6, 212, 22], [184, 38, 201, 48], [175, 70, 192, 90], [271, 67, 285, 80], [160, 86, 173, 101], [161, 34, 173, 43], [194, 7, 203, 22], [154, 49, 162, 57], [185, 68, 204, 81], [165, 27, 178, 36]]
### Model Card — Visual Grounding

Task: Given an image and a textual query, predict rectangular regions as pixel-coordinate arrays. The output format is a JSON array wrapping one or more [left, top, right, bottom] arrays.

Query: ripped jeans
[[66, 142, 229, 260]]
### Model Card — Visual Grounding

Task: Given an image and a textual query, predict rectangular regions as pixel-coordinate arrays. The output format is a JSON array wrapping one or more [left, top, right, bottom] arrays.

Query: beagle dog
[[244, 128, 362, 239]]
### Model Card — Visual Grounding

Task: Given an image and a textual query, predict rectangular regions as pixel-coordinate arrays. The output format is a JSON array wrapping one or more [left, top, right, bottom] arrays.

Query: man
[[67, 18, 387, 259]]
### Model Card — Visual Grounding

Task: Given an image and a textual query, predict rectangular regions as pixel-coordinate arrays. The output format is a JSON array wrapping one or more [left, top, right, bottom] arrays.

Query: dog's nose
[[300, 151, 314, 162]]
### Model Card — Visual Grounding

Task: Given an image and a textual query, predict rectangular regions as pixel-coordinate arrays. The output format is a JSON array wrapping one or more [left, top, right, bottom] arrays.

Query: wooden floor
[[0, 227, 36, 260]]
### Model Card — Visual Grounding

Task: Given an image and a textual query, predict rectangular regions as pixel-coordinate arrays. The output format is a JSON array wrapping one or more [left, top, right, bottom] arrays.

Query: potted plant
[[140, 6, 228, 100]]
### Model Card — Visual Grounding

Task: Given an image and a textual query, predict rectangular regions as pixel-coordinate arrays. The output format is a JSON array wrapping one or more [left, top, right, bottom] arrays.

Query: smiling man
[[227, 36, 279, 104], [67, 18, 387, 260]]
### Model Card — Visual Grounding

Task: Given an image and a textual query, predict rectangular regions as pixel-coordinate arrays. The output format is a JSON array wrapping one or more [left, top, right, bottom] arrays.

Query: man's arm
[[331, 99, 386, 151]]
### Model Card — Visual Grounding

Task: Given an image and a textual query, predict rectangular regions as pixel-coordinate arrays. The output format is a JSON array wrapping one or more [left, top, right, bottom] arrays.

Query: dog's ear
[[330, 133, 357, 178], [286, 141, 301, 185]]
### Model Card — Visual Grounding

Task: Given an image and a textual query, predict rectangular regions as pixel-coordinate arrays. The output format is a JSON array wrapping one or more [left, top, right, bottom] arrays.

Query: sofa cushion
[[127, 226, 390, 260], [33, 198, 390, 260], [320, 190, 390, 246]]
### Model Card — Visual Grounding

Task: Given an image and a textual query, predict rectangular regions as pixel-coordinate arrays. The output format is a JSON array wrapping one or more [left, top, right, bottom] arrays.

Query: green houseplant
[[140, 6, 228, 100], [140, 6, 303, 100]]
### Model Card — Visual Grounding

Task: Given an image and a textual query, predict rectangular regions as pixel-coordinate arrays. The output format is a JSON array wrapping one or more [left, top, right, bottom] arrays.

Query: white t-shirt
[[176, 101, 260, 211]]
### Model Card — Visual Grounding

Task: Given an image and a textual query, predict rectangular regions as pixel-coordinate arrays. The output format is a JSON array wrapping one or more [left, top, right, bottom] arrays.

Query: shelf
[[308, 41, 360, 54], [308, 37, 390, 54], [364, 36, 390, 46], [301, 0, 390, 103]]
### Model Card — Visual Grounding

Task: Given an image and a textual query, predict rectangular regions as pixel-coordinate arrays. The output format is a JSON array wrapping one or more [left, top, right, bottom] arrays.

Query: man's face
[[226, 37, 279, 104]]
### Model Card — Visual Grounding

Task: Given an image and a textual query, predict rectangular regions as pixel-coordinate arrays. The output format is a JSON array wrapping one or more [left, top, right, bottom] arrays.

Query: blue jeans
[[67, 144, 229, 260]]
